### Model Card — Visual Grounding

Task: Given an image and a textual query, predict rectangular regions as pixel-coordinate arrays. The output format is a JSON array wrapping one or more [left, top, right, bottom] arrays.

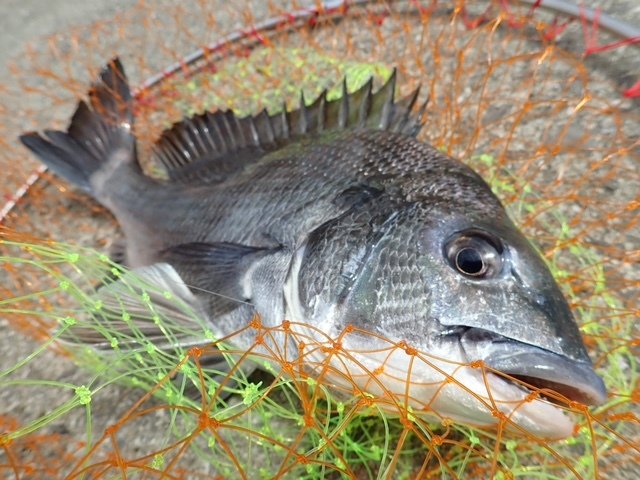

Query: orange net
[[1, 1, 639, 478]]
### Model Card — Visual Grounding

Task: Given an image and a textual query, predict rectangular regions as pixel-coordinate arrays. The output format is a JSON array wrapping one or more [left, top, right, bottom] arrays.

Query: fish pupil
[[455, 248, 485, 276]]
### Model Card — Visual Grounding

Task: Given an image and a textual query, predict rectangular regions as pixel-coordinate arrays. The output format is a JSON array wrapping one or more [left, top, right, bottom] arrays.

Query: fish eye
[[445, 231, 503, 279]]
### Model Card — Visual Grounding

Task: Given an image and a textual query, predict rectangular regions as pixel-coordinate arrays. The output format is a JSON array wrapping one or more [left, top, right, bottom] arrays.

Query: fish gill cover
[[0, 0, 638, 478]]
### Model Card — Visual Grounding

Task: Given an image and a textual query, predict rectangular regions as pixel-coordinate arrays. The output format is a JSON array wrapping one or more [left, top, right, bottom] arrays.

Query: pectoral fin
[[160, 241, 282, 313]]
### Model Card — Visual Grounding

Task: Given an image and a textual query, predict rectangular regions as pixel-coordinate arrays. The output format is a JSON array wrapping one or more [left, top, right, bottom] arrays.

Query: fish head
[[287, 162, 606, 438], [416, 211, 608, 415]]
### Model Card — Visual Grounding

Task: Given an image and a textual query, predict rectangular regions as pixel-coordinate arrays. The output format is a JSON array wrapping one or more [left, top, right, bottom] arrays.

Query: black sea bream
[[20, 59, 606, 438]]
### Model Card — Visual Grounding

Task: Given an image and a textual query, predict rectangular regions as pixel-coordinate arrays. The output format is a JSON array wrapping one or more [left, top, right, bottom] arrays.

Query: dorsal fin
[[153, 69, 427, 184]]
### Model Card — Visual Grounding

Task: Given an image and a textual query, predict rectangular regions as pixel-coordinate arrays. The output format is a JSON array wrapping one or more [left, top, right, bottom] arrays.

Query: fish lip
[[484, 345, 607, 406]]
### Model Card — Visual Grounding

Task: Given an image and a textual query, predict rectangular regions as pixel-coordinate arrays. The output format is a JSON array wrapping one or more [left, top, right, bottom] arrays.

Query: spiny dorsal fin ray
[[153, 69, 425, 184]]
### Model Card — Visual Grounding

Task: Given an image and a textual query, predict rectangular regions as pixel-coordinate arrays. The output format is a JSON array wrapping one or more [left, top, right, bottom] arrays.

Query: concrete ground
[[1, 0, 638, 81]]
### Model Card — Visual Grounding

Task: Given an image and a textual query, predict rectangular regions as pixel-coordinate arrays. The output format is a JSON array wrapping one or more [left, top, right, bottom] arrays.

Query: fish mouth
[[483, 343, 607, 407]]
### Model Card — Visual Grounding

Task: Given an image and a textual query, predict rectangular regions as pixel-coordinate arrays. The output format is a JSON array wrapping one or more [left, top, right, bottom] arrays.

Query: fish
[[20, 58, 606, 439]]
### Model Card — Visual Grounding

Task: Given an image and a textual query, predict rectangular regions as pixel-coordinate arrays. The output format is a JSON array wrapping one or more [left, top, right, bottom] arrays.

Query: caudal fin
[[19, 58, 139, 194]]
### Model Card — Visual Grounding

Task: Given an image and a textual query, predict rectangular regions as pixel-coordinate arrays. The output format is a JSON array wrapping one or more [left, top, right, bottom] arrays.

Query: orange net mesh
[[1, 1, 639, 478]]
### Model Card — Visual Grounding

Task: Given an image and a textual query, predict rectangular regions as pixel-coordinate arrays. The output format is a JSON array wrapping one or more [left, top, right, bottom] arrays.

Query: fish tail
[[19, 58, 140, 196]]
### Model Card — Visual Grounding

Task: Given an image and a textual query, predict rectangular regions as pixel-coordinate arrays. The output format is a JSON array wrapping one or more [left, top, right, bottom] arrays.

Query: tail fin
[[19, 58, 139, 194]]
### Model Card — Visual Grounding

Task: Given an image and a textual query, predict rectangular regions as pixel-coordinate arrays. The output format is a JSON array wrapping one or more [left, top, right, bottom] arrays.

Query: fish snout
[[524, 281, 594, 365], [461, 329, 607, 406]]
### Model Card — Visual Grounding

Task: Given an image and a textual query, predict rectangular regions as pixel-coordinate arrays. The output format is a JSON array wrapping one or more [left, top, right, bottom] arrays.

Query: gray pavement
[[0, 0, 139, 72]]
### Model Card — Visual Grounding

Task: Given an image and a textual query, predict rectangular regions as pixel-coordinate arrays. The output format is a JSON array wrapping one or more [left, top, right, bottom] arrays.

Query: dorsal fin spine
[[259, 109, 276, 144], [219, 112, 235, 151], [317, 90, 327, 133], [338, 79, 349, 128], [221, 110, 240, 151], [154, 70, 426, 184], [166, 144, 181, 168], [280, 103, 290, 139], [203, 119, 219, 153], [416, 97, 430, 128], [193, 115, 212, 154], [208, 112, 227, 153], [232, 114, 248, 149], [405, 85, 421, 111], [185, 116, 203, 154], [299, 91, 309, 134], [247, 117, 260, 147], [392, 85, 421, 133], [358, 78, 373, 126], [178, 128, 196, 160], [379, 68, 397, 130], [164, 137, 186, 166]]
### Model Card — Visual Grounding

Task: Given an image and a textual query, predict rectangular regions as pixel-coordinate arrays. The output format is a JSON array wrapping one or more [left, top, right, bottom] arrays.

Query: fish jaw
[[289, 323, 584, 439], [481, 341, 607, 407]]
